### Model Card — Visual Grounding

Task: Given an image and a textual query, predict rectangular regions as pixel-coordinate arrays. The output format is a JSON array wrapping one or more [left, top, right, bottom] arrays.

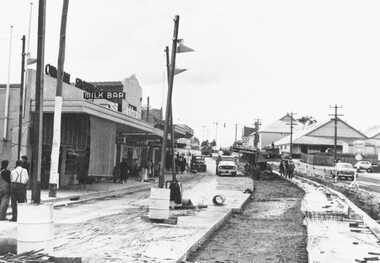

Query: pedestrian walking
[[119, 158, 130, 184], [0, 160, 11, 220], [284, 160, 290, 179], [10, 160, 29, 222], [288, 161, 295, 179], [147, 159, 153, 177], [279, 160, 285, 177]]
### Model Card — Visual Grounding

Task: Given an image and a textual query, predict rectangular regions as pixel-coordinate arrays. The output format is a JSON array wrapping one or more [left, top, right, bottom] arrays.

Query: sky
[[1, 0, 380, 147]]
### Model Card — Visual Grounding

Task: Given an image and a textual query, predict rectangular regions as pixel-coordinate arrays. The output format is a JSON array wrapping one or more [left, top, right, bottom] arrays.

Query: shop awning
[[31, 98, 157, 134]]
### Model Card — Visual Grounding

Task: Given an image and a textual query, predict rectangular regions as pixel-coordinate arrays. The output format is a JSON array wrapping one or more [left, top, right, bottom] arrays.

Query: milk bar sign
[[75, 78, 125, 102], [83, 91, 125, 100]]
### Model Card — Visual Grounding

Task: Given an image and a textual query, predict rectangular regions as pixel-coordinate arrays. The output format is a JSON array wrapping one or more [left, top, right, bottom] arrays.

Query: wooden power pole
[[32, 0, 46, 204], [329, 105, 343, 164], [49, 0, 69, 197]]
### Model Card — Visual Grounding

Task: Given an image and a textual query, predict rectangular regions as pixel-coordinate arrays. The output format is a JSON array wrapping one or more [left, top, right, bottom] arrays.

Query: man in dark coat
[[0, 160, 11, 220], [119, 158, 130, 184]]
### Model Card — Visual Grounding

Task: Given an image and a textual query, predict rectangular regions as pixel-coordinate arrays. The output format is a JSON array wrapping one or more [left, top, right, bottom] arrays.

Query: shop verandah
[[33, 98, 165, 189]]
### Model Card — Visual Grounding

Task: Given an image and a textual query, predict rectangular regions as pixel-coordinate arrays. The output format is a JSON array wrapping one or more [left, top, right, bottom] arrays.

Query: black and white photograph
[[1, 1, 380, 262]]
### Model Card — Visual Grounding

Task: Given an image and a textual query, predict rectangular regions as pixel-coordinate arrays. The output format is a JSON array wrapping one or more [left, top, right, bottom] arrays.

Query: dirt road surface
[[187, 173, 308, 263]]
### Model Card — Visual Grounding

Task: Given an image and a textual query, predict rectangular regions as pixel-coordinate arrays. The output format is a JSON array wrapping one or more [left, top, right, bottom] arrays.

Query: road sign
[[355, 153, 362, 161]]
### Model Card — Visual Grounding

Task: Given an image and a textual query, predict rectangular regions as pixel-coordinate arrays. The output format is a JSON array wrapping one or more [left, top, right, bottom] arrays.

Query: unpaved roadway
[[188, 172, 308, 263]]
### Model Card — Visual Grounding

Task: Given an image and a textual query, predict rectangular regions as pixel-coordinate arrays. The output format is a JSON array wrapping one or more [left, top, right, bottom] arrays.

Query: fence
[[301, 153, 379, 166]]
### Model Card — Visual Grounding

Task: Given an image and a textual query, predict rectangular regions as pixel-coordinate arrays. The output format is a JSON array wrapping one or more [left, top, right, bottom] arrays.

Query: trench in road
[[187, 172, 308, 263]]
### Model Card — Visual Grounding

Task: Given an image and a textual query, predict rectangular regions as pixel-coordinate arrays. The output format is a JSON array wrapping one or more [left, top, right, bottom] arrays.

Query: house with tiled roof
[[274, 118, 376, 155]]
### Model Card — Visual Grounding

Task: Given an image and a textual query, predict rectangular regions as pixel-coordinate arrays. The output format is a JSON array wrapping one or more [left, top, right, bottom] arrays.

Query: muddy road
[[188, 173, 308, 263]]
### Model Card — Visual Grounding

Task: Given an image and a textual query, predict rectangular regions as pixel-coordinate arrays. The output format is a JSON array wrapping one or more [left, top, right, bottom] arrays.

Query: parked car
[[333, 162, 356, 181], [216, 155, 238, 176], [190, 155, 207, 172], [354, 161, 373, 173]]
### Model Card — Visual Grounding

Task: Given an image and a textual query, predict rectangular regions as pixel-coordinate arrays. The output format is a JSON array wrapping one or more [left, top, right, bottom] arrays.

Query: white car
[[216, 155, 238, 176], [354, 161, 373, 173], [333, 162, 356, 181]]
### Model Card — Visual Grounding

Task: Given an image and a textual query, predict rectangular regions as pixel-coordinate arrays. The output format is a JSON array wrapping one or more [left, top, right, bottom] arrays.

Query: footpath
[[6, 172, 197, 214], [0, 170, 253, 263]]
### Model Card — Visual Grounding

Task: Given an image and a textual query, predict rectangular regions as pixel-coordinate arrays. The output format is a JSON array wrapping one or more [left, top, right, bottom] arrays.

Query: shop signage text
[[45, 64, 71, 84], [83, 91, 126, 100]]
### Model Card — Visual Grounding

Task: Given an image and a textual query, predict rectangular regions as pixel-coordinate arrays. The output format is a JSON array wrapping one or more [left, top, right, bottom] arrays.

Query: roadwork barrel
[[17, 203, 54, 254], [149, 188, 170, 219]]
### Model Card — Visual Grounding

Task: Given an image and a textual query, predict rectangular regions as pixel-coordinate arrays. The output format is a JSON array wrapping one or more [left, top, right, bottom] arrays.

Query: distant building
[[274, 118, 374, 155], [248, 114, 301, 149], [123, 75, 142, 119], [242, 126, 254, 147]]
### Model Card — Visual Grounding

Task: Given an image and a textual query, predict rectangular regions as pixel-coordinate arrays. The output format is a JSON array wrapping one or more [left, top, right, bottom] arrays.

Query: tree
[[298, 115, 317, 126], [201, 140, 209, 147], [210, 139, 217, 147]]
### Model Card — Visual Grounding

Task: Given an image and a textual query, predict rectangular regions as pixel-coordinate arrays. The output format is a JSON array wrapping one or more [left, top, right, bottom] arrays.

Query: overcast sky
[[1, 0, 380, 147]]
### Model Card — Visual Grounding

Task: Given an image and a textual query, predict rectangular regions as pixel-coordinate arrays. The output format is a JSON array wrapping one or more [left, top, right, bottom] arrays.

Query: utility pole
[[24, 2, 34, 117], [18, 36, 26, 159], [49, 0, 69, 197], [32, 0, 46, 204], [146, 96, 150, 122], [253, 119, 261, 148], [235, 123, 238, 142], [159, 16, 180, 188], [286, 113, 297, 157], [3, 25, 13, 142], [214, 122, 218, 145], [329, 105, 343, 165], [165, 46, 177, 182]]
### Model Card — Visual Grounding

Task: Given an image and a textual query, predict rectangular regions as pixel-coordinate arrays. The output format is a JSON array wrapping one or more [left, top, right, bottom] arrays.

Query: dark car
[[190, 155, 207, 172]]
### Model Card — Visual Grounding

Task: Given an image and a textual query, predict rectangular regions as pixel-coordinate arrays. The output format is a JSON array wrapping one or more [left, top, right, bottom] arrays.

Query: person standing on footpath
[[119, 158, 130, 184], [284, 160, 290, 179], [21, 156, 31, 201], [288, 161, 295, 179], [10, 160, 29, 222], [0, 160, 11, 220]]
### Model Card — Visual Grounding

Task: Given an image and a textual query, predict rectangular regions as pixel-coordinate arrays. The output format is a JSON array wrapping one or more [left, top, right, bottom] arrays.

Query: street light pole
[[158, 16, 180, 188], [18, 36, 26, 160], [164, 46, 177, 182]]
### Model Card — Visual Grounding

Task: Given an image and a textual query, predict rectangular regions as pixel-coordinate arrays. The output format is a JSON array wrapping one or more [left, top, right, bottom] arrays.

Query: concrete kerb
[[177, 180, 254, 263], [6, 173, 204, 214], [294, 175, 380, 242], [276, 164, 380, 243]]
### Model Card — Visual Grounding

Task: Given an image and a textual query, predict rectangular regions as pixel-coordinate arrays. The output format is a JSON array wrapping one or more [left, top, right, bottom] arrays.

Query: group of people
[[0, 156, 31, 222], [165, 151, 191, 174], [279, 159, 295, 179], [112, 158, 160, 184]]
